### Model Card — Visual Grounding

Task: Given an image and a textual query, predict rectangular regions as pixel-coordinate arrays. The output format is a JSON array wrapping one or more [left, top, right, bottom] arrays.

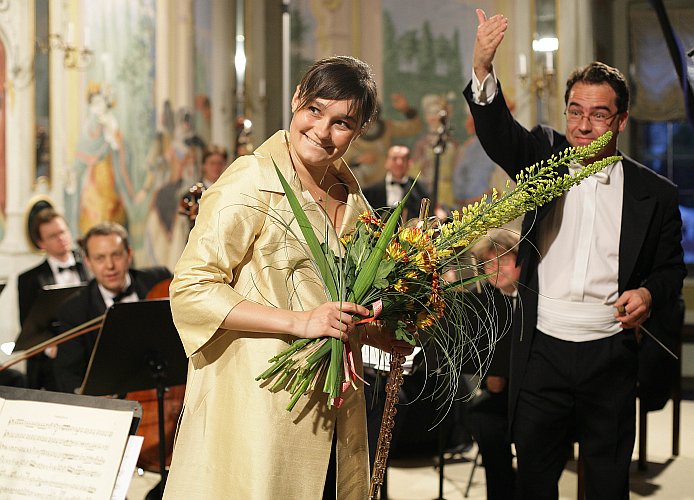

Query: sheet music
[[0, 397, 133, 499], [111, 435, 144, 500]]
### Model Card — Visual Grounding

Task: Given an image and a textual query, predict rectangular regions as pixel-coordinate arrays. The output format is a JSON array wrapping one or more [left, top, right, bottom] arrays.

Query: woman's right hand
[[291, 301, 369, 341]]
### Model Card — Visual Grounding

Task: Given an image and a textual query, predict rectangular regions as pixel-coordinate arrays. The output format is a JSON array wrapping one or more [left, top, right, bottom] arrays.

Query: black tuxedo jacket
[[464, 82, 686, 426], [17, 251, 89, 325], [53, 266, 172, 393], [362, 178, 429, 221]]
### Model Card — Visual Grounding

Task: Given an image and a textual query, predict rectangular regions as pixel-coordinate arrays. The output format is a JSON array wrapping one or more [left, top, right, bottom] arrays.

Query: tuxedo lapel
[[618, 159, 656, 292], [74, 251, 89, 281], [88, 281, 108, 316], [36, 260, 56, 288]]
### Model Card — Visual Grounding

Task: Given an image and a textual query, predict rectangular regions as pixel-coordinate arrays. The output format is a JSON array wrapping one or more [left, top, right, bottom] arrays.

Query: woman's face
[[289, 89, 361, 169]]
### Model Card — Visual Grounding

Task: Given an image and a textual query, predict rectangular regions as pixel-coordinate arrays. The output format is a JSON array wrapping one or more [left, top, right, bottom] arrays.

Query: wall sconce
[[518, 37, 558, 92], [11, 22, 92, 87], [37, 23, 93, 70], [519, 37, 558, 123]]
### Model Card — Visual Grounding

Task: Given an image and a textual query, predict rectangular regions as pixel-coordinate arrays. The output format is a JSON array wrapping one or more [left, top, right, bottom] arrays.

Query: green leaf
[[273, 159, 339, 301], [348, 186, 412, 303], [376, 259, 396, 280]]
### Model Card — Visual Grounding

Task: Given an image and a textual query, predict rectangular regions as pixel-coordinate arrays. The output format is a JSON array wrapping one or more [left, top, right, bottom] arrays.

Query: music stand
[[14, 283, 87, 351], [80, 298, 187, 494], [0, 385, 142, 436]]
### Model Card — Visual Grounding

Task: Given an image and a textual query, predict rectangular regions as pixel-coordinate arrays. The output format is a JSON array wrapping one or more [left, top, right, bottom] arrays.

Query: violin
[[179, 182, 205, 230]]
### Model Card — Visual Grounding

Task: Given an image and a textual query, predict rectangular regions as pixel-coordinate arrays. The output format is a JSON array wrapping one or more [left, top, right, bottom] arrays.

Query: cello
[[125, 279, 185, 473]]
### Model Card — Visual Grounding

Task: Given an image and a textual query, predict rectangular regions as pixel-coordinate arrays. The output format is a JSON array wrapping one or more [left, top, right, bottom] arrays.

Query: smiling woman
[[163, 56, 412, 500]]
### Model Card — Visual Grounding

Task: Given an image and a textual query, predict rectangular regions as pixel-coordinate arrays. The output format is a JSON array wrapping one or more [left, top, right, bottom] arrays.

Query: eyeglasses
[[564, 108, 620, 126]]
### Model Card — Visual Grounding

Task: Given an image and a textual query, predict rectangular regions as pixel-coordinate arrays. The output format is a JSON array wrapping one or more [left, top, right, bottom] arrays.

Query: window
[[632, 120, 694, 264]]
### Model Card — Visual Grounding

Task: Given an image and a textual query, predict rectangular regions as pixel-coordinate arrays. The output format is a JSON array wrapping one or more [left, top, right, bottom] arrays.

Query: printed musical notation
[[0, 398, 133, 499]]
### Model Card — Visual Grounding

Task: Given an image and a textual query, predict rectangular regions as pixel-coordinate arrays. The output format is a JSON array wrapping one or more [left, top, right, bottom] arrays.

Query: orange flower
[[358, 211, 384, 227], [413, 248, 437, 273], [386, 241, 407, 262], [416, 311, 436, 328]]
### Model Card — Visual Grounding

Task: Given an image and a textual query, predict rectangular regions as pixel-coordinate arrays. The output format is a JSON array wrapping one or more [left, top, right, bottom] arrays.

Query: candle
[[84, 26, 91, 48], [545, 51, 554, 72], [66, 23, 75, 45], [518, 53, 527, 77]]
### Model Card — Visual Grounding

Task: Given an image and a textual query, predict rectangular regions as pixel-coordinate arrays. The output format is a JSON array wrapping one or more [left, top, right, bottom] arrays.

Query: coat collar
[[252, 131, 361, 196]]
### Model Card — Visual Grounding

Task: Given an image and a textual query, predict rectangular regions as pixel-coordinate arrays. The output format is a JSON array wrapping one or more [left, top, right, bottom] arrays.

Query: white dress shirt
[[47, 254, 82, 286], [471, 70, 624, 341], [385, 172, 411, 207], [98, 274, 137, 308]]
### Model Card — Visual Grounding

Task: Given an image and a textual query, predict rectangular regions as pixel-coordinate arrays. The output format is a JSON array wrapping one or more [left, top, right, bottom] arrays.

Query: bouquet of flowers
[[256, 132, 620, 411]]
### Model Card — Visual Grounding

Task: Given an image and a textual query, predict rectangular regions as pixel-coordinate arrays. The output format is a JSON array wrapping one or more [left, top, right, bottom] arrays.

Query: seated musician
[[53, 222, 171, 394], [17, 207, 89, 390]]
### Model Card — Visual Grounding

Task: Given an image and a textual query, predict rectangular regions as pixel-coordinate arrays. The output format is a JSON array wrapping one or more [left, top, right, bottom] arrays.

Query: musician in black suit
[[361, 145, 429, 221], [53, 222, 171, 394], [463, 10, 686, 499], [17, 208, 89, 390]]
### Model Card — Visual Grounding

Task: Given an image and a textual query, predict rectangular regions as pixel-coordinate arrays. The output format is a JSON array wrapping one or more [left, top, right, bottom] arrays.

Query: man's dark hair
[[79, 222, 130, 257], [294, 56, 378, 131], [30, 207, 64, 244], [202, 144, 229, 164], [564, 61, 629, 114]]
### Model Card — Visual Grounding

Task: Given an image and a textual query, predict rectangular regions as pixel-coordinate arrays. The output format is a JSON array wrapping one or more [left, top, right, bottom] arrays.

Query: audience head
[[384, 145, 412, 181], [31, 208, 73, 261], [563, 61, 629, 160], [201, 144, 229, 185], [474, 229, 520, 295], [421, 94, 450, 132], [80, 222, 132, 294]]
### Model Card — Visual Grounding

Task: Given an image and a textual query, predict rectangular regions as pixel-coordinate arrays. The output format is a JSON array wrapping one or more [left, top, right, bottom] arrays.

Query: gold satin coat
[[164, 131, 371, 499]]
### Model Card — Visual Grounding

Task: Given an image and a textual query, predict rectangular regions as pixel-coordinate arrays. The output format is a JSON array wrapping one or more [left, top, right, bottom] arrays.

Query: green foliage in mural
[[382, 12, 466, 147]]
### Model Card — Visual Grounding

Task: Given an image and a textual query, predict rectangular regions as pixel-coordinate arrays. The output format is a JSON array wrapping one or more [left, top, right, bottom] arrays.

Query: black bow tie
[[389, 179, 409, 187], [112, 283, 136, 303], [57, 264, 78, 273]]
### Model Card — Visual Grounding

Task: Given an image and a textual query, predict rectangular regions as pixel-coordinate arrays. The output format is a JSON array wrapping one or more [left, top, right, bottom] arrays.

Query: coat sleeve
[[169, 156, 269, 357], [463, 81, 557, 177], [641, 180, 687, 310]]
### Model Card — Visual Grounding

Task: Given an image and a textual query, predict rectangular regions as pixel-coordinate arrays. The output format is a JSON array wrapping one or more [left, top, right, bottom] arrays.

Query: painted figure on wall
[[410, 93, 463, 210], [67, 82, 135, 235], [139, 102, 206, 270]]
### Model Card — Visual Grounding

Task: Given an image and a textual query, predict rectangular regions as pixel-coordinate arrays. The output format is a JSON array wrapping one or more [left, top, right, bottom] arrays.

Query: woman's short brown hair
[[294, 56, 378, 130]]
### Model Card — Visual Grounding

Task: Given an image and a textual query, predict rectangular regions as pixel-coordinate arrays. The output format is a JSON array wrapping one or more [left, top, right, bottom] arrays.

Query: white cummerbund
[[537, 295, 622, 342]]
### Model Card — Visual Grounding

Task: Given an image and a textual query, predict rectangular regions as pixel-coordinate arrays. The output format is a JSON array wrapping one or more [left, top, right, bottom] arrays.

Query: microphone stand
[[430, 109, 450, 211]]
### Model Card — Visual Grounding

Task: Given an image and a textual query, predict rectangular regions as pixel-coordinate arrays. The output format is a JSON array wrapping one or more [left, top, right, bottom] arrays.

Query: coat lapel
[[618, 158, 656, 292], [253, 131, 368, 250]]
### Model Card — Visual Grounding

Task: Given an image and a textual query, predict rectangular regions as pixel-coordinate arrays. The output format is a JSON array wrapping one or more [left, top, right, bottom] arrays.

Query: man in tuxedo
[[463, 9, 685, 499], [361, 145, 429, 221], [53, 222, 171, 394], [17, 208, 89, 390]]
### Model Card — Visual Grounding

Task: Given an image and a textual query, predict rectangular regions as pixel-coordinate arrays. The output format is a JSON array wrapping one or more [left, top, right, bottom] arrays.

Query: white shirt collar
[[98, 274, 135, 307]]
